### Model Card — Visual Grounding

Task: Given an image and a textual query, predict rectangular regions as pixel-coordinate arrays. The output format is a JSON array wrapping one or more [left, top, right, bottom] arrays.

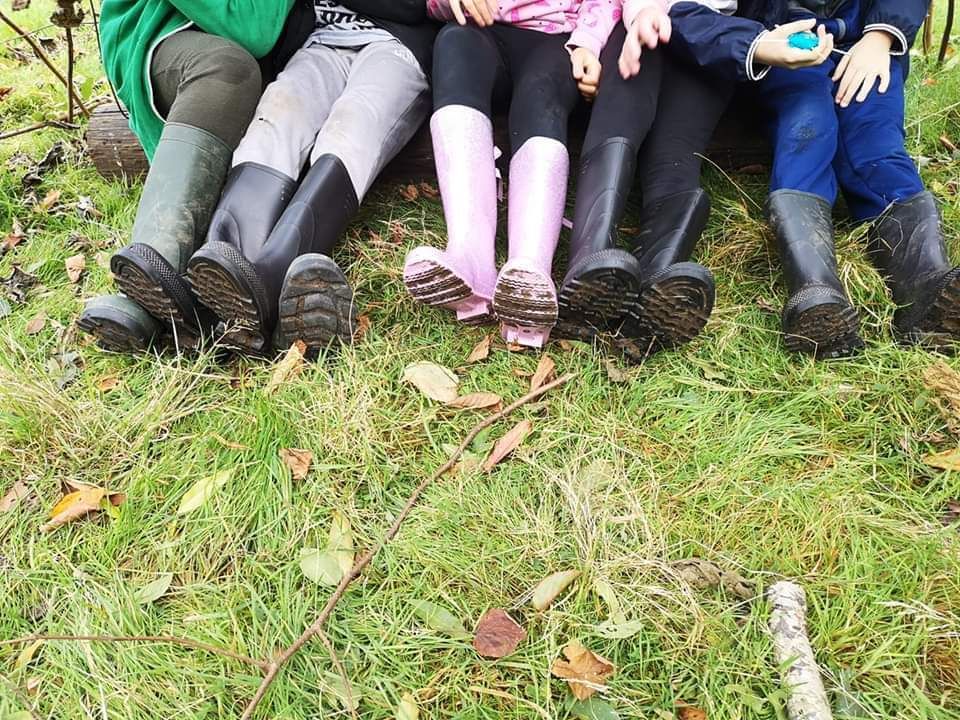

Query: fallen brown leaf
[[550, 640, 615, 700], [923, 362, 960, 435], [418, 182, 439, 199], [0, 480, 31, 512], [482, 419, 533, 472], [466, 335, 491, 363], [0, 87, 12, 102], [41, 483, 125, 532], [3, 218, 24, 253], [354, 314, 371, 340], [266, 341, 307, 394], [604, 359, 630, 384], [505, 342, 525, 352], [924, 447, 960, 472], [473, 608, 526, 659], [530, 355, 556, 392], [36, 189, 61, 214], [677, 706, 707, 720], [447, 392, 503, 411], [280, 448, 313, 480], [96, 375, 120, 392], [24, 313, 46, 335], [942, 500, 960, 528], [65, 254, 85, 283], [512, 368, 533, 379], [400, 184, 420, 201]]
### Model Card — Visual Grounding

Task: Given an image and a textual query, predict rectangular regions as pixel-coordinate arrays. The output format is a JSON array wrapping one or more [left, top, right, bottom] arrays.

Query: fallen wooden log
[[85, 102, 769, 184]]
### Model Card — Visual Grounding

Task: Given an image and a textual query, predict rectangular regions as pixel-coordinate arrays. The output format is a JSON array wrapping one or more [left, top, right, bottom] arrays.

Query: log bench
[[85, 102, 769, 184]]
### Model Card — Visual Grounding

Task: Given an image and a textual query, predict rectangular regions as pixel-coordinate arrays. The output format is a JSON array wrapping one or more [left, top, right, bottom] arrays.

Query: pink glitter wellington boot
[[403, 106, 497, 324], [494, 136, 569, 348]]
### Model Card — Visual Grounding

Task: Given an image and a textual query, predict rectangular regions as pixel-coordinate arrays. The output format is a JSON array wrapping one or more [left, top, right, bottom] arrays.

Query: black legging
[[582, 31, 734, 205], [432, 22, 581, 153]]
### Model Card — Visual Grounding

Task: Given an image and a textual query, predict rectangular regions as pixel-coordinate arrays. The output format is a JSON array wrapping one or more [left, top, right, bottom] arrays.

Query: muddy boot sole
[[896, 267, 960, 350], [783, 286, 863, 358], [76, 308, 154, 354], [404, 252, 494, 325], [187, 241, 271, 355], [277, 255, 357, 351], [559, 249, 642, 333], [494, 264, 558, 348], [111, 243, 200, 333], [638, 263, 715, 349]]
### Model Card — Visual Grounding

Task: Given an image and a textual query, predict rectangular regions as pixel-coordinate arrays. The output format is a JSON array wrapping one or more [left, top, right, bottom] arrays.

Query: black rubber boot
[[768, 190, 862, 358], [558, 138, 643, 334], [867, 191, 960, 348], [188, 154, 358, 354], [619, 189, 716, 356], [110, 123, 232, 335]]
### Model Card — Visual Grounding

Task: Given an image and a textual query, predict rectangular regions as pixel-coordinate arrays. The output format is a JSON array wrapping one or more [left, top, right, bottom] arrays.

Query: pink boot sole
[[493, 260, 559, 348], [404, 247, 494, 325]]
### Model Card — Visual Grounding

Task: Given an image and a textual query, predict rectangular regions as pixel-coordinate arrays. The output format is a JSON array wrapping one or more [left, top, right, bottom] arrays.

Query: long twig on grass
[[239, 372, 576, 720], [0, 8, 90, 118], [0, 635, 271, 672]]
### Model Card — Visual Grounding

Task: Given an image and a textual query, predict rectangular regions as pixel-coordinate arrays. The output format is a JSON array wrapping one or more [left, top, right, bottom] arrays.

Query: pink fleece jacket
[[426, 0, 623, 58]]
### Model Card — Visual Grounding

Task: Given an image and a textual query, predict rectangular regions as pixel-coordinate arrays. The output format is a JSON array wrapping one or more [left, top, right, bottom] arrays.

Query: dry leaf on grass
[[532, 569, 580, 610], [551, 640, 616, 700], [266, 341, 307, 393], [24, 313, 46, 335], [403, 361, 459, 403], [211, 434, 249, 451], [482, 419, 533, 472], [400, 184, 420, 201], [677, 706, 707, 720], [923, 361, 960, 435], [418, 182, 439, 199], [466, 335, 491, 363], [35, 189, 61, 214], [41, 483, 125, 532], [530, 354, 556, 392], [280, 448, 313, 480], [924, 447, 960, 472], [447, 392, 502, 411], [65, 254, 85, 283], [1, 480, 31, 512], [300, 511, 354, 585], [604, 359, 630, 384], [672, 558, 754, 601], [96, 375, 120, 392], [177, 469, 232, 515], [355, 314, 372, 340], [395, 693, 419, 720], [473, 608, 526, 658]]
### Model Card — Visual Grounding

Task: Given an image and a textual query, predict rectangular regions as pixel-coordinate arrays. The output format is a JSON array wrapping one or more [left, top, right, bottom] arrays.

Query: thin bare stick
[[240, 372, 576, 719], [317, 630, 358, 720], [0, 673, 40, 720], [0, 635, 270, 672], [0, 9, 90, 118], [0, 119, 78, 142], [66, 27, 75, 123]]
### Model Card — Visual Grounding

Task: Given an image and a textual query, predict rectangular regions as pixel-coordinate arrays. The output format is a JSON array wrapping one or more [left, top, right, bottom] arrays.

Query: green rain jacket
[[99, 0, 296, 159]]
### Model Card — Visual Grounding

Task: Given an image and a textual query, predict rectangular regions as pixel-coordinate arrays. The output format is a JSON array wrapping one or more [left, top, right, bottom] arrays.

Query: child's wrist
[[864, 29, 895, 51]]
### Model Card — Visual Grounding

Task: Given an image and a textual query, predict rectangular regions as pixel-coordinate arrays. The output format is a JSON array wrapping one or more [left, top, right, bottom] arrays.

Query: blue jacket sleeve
[[863, 0, 929, 53], [667, 1, 769, 83]]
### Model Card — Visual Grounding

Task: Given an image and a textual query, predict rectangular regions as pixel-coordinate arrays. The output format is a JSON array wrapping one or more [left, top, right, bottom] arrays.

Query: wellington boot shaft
[[631, 189, 710, 278], [130, 123, 232, 272]]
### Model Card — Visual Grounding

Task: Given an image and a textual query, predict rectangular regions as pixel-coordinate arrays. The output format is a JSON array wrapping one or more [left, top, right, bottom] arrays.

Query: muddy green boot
[[77, 294, 161, 353], [110, 122, 232, 335]]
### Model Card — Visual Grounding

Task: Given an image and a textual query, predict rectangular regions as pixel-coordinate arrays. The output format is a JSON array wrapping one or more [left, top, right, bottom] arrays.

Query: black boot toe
[[894, 266, 960, 348]]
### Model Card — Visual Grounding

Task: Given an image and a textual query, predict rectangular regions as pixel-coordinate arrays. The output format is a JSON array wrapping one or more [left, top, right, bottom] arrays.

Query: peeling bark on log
[[767, 581, 834, 720], [85, 102, 769, 184]]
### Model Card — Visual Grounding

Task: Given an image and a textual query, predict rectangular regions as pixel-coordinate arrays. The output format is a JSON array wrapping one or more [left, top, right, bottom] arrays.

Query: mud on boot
[[768, 190, 862, 358], [868, 191, 960, 349], [77, 294, 162, 354], [276, 254, 357, 351]]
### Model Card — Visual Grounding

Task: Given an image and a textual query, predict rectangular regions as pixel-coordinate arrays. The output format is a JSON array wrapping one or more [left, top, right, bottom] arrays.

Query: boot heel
[[494, 261, 558, 348], [277, 254, 356, 351], [403, 246, 494, 324], [111, 243, 198, 329], [782, 285, 863, 358], [635, 262, 716, 349]]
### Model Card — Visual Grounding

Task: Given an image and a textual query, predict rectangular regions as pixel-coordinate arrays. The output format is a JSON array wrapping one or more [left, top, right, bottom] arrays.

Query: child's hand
[[832, 30, 893, 107], [449, 0, 497, 27], [572, 47, 602, 100], [618, 6, 672, 79], [754, 19, 834, 70]]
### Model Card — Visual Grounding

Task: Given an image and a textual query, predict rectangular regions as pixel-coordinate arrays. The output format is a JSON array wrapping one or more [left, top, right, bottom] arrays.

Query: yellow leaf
[[396, 693, 419, 720], [266, 341, 306, 394], [329, 510, 355, 577], [41, 485, 108, 532], [15, 640, 43, 670], [532, 569, 580, 611], [177, 469, 232, 515], [403, 361, 459, 402], [924, 447, 960, 471]]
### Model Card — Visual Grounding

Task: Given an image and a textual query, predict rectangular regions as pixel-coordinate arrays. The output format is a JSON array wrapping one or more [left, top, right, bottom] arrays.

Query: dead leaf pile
[[41, 482, 125, 533], [472, 608, 526, 658], [551, 640, 616, 700]]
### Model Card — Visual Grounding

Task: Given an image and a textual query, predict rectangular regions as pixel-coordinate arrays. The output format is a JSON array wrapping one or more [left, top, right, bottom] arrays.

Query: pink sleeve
[[622, 0, 670, 29], [566, 0, 623, 57], [426, 0, 457, 22]]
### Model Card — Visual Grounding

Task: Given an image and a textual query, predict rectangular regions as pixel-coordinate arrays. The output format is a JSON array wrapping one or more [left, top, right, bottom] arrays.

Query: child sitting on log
[[630, 0, 959, 357], [403, 0, 622, 348], [186, 1, 436, 355]]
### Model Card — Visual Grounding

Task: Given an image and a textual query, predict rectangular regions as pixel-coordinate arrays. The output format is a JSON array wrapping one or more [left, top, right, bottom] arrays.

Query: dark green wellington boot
[[77, 294, 161, 353], [558, 138, 644, 335], [867, 191, 960, 348], [617, 189, 716, 358], [768, 190, 863, 358], [189, 154, 358, 354], [110, 122, 232, 336]]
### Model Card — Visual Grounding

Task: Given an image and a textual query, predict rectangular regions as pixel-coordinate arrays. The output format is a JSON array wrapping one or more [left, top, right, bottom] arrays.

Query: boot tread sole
[[277, 257, 357, 350], [188, 255, 268, 354]]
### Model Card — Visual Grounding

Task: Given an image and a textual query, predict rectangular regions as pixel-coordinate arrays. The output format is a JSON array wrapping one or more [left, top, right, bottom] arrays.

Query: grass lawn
[[2, 5, 960, 719]]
